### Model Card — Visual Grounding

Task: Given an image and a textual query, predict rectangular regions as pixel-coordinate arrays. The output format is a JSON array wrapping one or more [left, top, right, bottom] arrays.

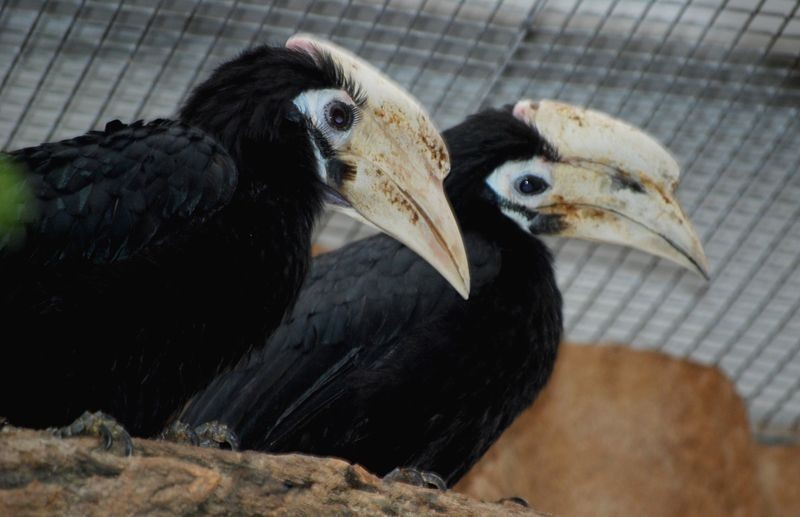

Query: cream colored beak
[[513, 99, 709, 279]]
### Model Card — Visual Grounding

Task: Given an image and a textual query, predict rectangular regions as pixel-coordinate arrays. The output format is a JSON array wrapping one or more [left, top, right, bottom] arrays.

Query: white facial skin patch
[[293, 88, 358, 150], [485, 157, 553, 233], [293, 88, 359, 183]]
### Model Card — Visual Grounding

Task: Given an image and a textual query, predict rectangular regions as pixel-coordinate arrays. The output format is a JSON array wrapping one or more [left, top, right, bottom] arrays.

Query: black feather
[[181, 107, 564, 485], [0, 43, 347, 437]]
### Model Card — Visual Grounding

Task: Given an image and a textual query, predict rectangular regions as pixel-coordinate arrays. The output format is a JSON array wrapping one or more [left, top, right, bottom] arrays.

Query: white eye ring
[[485, 158, 553, 201], [293, 88, 358, 150]]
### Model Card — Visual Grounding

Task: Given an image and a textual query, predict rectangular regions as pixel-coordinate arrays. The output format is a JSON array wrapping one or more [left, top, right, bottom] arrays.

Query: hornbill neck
[[177, 45, 338, 261], [443, 105, 563, 393], [442, 105, 562, 301], [178, 45, 333, 208], [443, 107, 546, 243]]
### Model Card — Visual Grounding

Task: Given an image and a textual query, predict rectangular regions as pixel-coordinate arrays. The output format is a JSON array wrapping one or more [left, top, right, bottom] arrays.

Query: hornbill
[[180, 99, 708, 485], [0, 35, 470, 444]]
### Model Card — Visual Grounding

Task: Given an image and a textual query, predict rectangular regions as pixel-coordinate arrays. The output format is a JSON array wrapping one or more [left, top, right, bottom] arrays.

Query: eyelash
[[347, 105, 362, 126]]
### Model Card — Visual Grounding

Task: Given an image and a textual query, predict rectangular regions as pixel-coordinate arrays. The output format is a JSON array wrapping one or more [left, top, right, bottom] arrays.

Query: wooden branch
[[0, 426, 539, 516]]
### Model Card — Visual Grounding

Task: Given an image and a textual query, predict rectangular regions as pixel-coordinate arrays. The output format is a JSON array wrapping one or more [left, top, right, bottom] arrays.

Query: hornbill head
[[181, 35, 470, 298], [476, 100, 708, 277], [286, 36, 469, 297]]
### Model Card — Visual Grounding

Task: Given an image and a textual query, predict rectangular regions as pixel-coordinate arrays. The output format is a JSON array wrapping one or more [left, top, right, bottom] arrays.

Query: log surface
[[0, 426, 538, 516]]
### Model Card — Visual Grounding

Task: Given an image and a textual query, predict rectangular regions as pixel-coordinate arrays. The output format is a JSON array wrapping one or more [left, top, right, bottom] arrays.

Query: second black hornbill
[[0, 36, 469, 439], [181, 100, 708, 484]]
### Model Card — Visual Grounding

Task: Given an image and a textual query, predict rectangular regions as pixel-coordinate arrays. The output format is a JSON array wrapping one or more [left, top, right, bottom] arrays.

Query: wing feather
[[4, 119, 237, 264]]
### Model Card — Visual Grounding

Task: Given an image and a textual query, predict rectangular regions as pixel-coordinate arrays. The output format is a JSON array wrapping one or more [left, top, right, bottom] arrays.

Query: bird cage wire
[[1, 0, 799, 442]]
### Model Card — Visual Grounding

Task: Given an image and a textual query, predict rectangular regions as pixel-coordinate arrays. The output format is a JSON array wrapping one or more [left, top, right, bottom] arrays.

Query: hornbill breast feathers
[[0, 35, 467, 437], [181, 99, 708, 485]]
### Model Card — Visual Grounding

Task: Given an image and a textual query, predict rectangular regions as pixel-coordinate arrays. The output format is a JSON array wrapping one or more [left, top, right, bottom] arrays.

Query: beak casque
[[287, 34, 470, 298], [513, 99, 709, 279]]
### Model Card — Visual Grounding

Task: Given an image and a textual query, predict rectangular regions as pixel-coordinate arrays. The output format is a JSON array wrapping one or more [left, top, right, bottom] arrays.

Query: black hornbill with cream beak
[[181, 99, 708, 485], [0, 36, 469, 444]]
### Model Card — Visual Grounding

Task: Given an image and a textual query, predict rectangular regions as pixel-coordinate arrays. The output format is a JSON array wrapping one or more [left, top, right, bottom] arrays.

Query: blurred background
[[1, 0, 798, 512]]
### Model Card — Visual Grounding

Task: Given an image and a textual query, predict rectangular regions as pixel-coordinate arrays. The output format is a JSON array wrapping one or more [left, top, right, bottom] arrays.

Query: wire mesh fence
[[1, 0, 798, 441]]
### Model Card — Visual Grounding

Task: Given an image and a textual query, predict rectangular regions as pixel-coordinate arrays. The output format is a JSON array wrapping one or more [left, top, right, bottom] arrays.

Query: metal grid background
[[1, 0, 799, 441]]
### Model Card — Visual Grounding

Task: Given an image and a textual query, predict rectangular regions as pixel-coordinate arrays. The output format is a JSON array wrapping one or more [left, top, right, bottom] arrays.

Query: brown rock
[[457, 344, 799, 516], [758, 443, 800, 517], [0, 426, 540, 516]]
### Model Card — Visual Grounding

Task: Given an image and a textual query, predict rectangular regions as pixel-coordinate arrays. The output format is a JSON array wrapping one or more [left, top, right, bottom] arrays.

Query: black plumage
[[0, 45, 369, 436], [181, 107, 563, 485]]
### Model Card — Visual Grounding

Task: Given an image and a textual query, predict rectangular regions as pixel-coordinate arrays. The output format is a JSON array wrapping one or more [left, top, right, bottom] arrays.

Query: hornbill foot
[[52, 410, 133, 456], [496, 496, 530, 507], [383, 467, 447, 490], [194, 420, 239, 450], [159, 420, 200, 446]]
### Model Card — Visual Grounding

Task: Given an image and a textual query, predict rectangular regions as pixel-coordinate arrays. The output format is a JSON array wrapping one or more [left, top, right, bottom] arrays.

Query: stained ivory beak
[[513, 99, 709, 279]]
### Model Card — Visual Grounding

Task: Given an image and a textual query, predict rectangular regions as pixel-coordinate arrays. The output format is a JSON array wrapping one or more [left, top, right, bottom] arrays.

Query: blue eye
[[516, 175, 548, 195]]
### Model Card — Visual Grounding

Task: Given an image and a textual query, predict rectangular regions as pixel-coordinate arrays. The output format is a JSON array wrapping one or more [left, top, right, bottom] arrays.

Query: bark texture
[[0, 426, 537, 516]]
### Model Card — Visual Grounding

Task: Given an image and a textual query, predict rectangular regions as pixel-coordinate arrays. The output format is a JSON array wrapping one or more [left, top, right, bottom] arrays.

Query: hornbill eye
[[516, 175, 549, 195], [325, 101, 354, 131]]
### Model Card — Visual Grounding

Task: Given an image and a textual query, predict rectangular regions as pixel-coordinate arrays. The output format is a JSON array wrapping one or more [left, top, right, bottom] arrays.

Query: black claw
[[194, 420, 240, 450], [420, 471, 447, 491], [383, 467, 447, 491], [54, 410, 134, 456], [100, 424, 113, 450], [497, 496, 530, 508], [121, 435, 134, 456]]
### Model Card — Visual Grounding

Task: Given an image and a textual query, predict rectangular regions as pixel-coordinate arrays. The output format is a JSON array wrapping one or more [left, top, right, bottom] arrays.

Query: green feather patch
[[0, 153, 36, 252]]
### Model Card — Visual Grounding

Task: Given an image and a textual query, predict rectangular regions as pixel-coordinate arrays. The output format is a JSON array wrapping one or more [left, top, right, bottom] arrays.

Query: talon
[[100, 424, 113, 450], [383, 467, 447, 490], [194, 420, 239, 450], [54, 411, 134, 456], [497, 496, 530, 507], [159, 420, 200, 446]]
